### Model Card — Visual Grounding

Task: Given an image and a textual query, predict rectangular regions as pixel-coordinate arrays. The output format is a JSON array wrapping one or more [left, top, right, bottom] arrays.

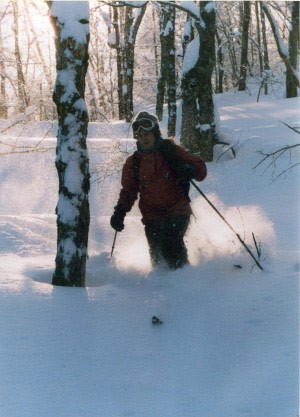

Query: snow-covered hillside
[[0, 91, 299, 417]]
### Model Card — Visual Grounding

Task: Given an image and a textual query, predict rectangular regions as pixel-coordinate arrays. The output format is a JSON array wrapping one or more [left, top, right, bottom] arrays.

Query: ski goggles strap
[[132, 118, 156, 134]]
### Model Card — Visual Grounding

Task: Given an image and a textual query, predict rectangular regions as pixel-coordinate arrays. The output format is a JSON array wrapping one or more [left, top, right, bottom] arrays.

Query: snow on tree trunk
[[180, 1, 216, 162], [156, 9, 168, 121], [50, 2, 90, 287], [156, 3, 176, 137], [261, 1, 300, 92]]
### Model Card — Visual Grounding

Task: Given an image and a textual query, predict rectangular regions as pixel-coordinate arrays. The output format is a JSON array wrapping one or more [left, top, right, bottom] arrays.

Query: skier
[[110, 111, 207, 269]]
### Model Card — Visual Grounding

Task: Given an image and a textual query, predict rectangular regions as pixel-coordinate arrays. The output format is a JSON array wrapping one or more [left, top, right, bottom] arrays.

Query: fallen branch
[[252, 232, 261, 259]]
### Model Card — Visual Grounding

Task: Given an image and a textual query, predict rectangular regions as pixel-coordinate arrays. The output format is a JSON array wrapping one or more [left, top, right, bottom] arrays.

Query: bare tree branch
[[253, 121, 300, 181]]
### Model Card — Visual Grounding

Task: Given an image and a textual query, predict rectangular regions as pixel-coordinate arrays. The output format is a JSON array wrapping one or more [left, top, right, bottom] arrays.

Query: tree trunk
[[23, 0, 53, 92], [286, 1, 299, 98], [181, 62, 199, 151], [123, 6, 135, 122], [12, 1, 29, 112], [216, 30, 224, 93], [255, 2, 263, 76], [255, 0, 269, 100], [156, 9, 168, 121], [166, 4, 176, 137], [224, 2, 239, 84], [181, 2, 216, 161], [238, 1, 251, 91], [50, 2, 90, 287], [123, 5, 146, 122], [261, 1, 299, 91], [152, 8, 159, 79], [109, 3, 146, 121], [0, 26, 7, 118], [260, 2, 269, 95], [109, 49, 116, 119], [182, 16, 194, 58], [112, 6, 125, 120], [156, 4, 176, 135]]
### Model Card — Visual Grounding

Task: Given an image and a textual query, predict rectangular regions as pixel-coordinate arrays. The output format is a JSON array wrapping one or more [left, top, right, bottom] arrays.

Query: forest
[[0, 1, 298, 123], [0, 3, 299, 415], [0, 0, 299, 287]]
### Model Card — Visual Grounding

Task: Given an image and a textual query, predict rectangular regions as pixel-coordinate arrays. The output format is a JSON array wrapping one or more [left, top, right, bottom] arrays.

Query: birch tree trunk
[[50, 1, 90, 287]]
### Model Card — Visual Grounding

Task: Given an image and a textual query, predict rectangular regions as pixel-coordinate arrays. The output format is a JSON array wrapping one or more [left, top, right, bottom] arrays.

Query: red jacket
[[117, 143, 207, 224]]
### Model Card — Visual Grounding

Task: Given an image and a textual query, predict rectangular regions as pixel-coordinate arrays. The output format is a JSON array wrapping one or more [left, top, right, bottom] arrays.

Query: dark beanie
[[134, 111, 158, 123]]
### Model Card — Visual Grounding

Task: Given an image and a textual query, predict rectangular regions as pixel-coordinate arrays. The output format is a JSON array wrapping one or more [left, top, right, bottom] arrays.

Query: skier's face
[[136, 130, 156, 149]]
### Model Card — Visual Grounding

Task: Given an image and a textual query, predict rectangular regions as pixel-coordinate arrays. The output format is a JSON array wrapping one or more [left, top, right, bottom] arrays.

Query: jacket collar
[[136, 137, 164, 154]]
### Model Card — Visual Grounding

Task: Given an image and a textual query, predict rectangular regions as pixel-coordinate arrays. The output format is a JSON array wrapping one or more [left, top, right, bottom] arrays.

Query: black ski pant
[[144, 215, 190, 270]]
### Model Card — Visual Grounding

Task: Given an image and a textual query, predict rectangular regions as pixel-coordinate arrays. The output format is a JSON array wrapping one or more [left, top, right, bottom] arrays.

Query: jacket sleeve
[[176, 145, 207, 181], [116, 155, 139, 212]]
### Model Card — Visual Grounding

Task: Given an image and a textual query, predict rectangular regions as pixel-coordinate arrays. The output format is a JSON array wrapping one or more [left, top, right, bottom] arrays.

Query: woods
[[0, 1, 298, 122], [0, 0, 298, 286]]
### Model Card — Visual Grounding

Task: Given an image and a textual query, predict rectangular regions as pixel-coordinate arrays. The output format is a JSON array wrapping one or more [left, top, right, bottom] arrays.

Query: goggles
[[132, 118, 156, 135]]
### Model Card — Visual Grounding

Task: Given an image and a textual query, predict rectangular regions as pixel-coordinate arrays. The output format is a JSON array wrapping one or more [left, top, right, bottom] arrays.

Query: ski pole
[[110, 230, 118, 259], [190, 180, 264, 271]]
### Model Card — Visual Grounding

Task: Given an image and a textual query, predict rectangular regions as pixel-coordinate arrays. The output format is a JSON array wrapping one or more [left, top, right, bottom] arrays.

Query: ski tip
[[152, 316, 163, 325]]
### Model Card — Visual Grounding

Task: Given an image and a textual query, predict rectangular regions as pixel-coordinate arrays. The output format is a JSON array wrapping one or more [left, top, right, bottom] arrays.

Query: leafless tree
[[261, 1, 299, 97]]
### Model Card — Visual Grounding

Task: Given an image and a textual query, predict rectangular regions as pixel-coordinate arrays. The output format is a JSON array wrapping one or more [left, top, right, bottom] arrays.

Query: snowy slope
[[0, 92, 299, 417]]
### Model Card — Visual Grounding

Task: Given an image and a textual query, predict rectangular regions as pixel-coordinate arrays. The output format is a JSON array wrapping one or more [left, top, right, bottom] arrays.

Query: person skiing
[[110, 111, 207, 269]]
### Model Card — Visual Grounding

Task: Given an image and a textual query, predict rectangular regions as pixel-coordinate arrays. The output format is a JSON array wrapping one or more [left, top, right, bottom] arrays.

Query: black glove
[[110, 205, 126, 232], [175, 163, 198, 183]]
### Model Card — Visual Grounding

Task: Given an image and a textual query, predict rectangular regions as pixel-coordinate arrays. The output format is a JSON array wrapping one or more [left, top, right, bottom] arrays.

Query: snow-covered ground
[[0, 90, 299, 417]]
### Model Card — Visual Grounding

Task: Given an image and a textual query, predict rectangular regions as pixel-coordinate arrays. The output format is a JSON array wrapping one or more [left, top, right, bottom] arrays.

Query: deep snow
[[0, 90, 299, 417]]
